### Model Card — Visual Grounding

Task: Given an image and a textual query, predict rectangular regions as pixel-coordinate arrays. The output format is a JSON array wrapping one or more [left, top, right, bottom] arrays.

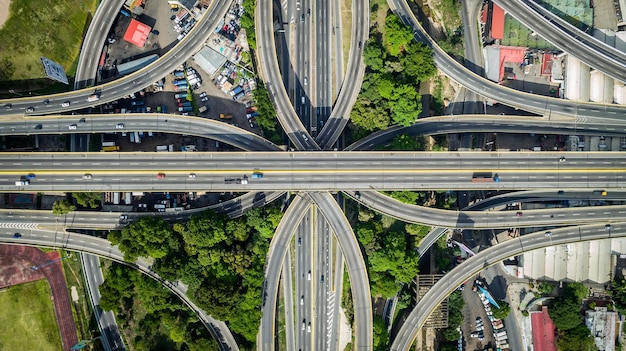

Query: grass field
[[0, 0, 97, 80], [0, 280, 62, 350]]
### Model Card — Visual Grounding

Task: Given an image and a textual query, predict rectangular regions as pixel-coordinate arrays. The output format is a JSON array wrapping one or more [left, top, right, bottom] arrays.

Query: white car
[[82, 173, 92, 180], [188, 173, 196, 179], [68, 124, 77, 130], [116, 123, 124, 129], [61, 101, 70, 107]]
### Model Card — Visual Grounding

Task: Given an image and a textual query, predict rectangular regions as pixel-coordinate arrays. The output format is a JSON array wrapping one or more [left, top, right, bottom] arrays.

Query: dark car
[[34, 124, 42, 130], [151, 29, 160, 35], [13, 233, 22, 239], [5, 103, 12, 109], [515, 211, 523, 217]]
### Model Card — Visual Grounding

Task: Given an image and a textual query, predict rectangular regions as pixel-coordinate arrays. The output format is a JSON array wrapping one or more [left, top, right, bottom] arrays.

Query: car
[[83, 173, 92, 180], [358, 41, 362, 49], [170, 14, 176, 20], [298, 237, 302, 246], [61, 101, 70, 107], [302, 320, 306, 331], [43, 99, 50, 104], [25, 173, 36, 180], [26, 107, 34, 113], [116, 123, 124, 129], [201, 97, 209, 102], [470, 332, 479, 338], [34, 124, 42, 130], [558, 190, 565, 195], [300, 296, 304, 305], [593, 190, 608, 196], [476, 325, 484, 331], [157, 173, 166, 179], [151, 29, 160, 35], [13, 233, 22, 239], [545, 231, 553, 237], [249, 120, 256, 128], [4, 103, 12, 109], [321, 275, 324, 282], [304, 77, 308, 85], [119, 215, 128, 220], [307, 322, 311, 333], [307, 8, 310, 16], [476, 317, 482, 324], [79, 118, 86, 123], [68, 124, 77, 130], [301, 14, 305, 22], [199, 92, 207, 98], [307, 271, 311, 280], [559, 156, 566, 162], [188, 173, 196, 178], [355, 191, 361, 199], [515, 211, 523, 217], [606, 224, 612, 230]]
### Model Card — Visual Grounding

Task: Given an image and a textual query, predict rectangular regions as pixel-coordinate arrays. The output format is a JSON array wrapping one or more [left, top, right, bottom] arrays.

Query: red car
[[156, 173, 166, 179]]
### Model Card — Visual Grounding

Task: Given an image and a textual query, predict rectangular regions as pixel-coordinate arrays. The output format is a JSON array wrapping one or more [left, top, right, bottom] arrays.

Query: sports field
[[0, 280, 62, 350], [0, 0, 97, 80]]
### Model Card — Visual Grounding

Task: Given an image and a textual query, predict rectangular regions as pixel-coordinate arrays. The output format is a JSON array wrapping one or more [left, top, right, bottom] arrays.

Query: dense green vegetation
[[351, 14, 436, 139], [239, 0, 256, 49], [354, 207, 420, 298], [251, 79, 284, 145], [547, 282, 595, 350], [611, 277, 626, 313], [0, 280, 62, 351], [372, 315, 389, 351], [106, 206, 283, 349], [438, 291, 464, 347], [491, 300, 510, 320], [99, 264, 219, 351], [52, 199, 76, 215], [72, 192, 102, 209], [0, 0, 97, 80]]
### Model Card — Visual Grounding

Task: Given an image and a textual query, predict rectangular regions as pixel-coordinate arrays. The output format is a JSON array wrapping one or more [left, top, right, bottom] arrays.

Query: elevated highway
[[390, 222, 626, 351], [1, 151, 626, 191]]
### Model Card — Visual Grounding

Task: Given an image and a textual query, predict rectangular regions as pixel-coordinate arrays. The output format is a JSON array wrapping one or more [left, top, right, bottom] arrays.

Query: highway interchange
[[2, 0, 626, 350]]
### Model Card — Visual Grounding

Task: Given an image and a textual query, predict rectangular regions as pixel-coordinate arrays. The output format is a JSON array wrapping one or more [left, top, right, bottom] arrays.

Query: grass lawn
[[0, 0, 98, 80], [0, 280, 62, 350]]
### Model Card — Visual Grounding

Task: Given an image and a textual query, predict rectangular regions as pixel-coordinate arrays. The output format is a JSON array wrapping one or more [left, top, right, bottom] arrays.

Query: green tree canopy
[[400, 42, 437, 81], [52, 199, 76, 215], [549, 295, 582, 330], [384, 15, 414, 56], [108, 216, 179, 262], [492, 300, 510, 320], [71, 192, 102, 208], [556, 324, 596, 351]]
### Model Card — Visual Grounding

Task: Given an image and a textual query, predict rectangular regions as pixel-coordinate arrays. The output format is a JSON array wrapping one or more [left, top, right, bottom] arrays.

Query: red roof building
[[123, 19, 151, 47], [531, 306, 557, 351], [491, 3, 505, 40]]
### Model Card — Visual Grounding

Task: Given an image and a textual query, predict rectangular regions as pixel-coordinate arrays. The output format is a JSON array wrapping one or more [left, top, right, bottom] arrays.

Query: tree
[[566, 282, 589, 301], [387, 134, 424, 151], [71, 192, 102, 208], [549, 295, 582, 330], [52, 199, 76, 215], [611, 278, 626, 312], [108, 216, 179, 262], [556, 324, 596, 351], [384, 15, 414, 56], [405, 223, 431, 241], [372, 315, 389, 351], [389, 191, 420, 205], [492, 300, 510, 320], [363, 39, 385, 72], [399, 42, 437, 82]]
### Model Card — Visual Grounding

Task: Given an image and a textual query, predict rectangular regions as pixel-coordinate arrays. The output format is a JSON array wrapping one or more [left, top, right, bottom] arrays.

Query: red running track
[[0, 245, 78, 351]]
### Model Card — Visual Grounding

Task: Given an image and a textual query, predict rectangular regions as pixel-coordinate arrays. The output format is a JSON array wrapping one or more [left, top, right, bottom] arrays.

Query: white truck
[[15, 180, 29, 186]]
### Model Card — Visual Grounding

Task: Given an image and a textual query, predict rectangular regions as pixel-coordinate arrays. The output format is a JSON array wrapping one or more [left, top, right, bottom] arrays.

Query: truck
[[174, 84, 188, 91], [133, 131, 141, 143], [87, 94, 99, 102], [232, 91, 245, 101], [102, 141, 116, 147], [179, 101, 192, 107], [251, 172, 263, 179], [230, 85, 243, 96], [173, 70, 185, 77], [130, 100, 144, 106], [102, 145, 120, 151], [154, 204, 166, 209], [174, 93, 188, 99], [178, 106, 193, 112], [15, 180, 29, 186], [219, 113, 233, 119], [472, 172, 500, 182], [173, 79, 188, 86], [156, 145, 169, 152]]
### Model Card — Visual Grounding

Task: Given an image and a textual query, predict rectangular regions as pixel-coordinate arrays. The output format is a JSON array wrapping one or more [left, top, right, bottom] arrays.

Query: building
[[193, 45, 227, 76], [117, 54, 159, 76], [530, 306, 557, 351], [123, 19, 152, 47], [521, 239, 626, 284], [585, 307, 617, 351]]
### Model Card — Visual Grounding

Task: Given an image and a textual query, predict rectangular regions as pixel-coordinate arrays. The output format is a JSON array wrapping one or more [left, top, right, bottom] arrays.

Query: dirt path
[[0, 0, 10, 30]]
